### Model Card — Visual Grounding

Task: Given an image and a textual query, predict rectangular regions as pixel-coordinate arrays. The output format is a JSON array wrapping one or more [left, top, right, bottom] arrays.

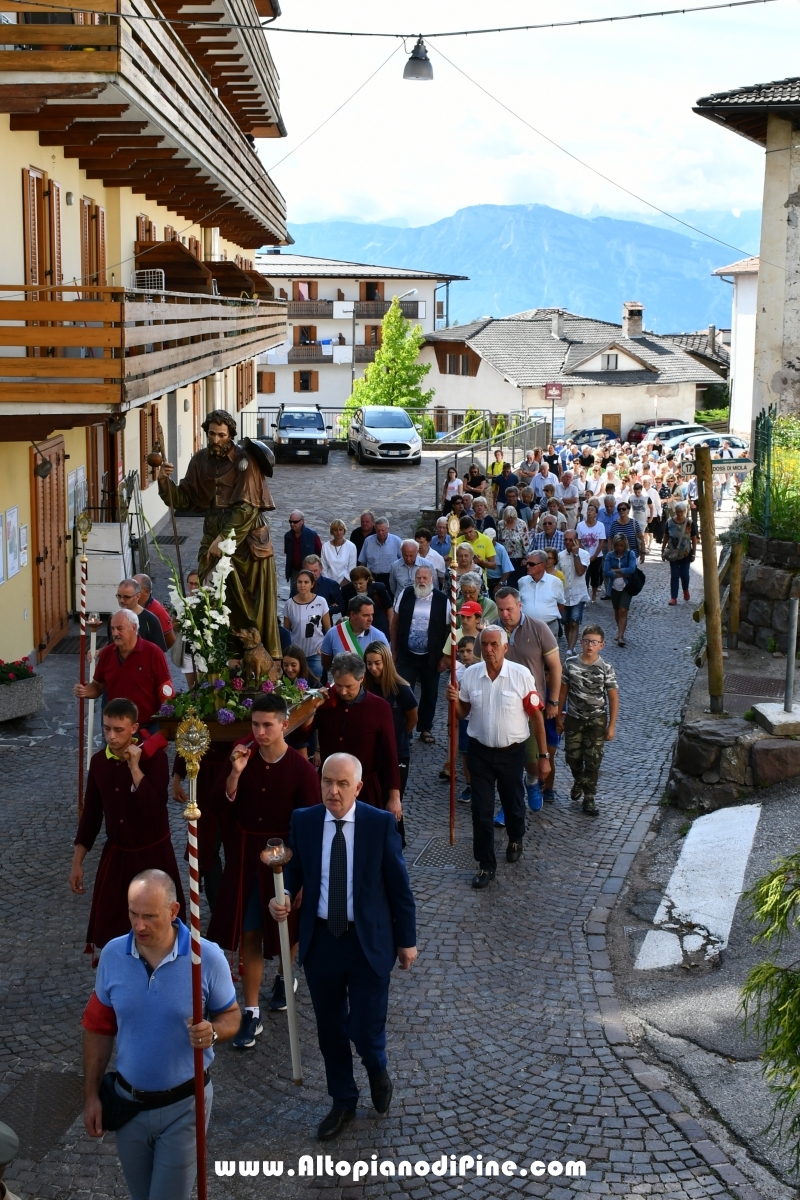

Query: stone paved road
[[0, 451, 770, 1199]]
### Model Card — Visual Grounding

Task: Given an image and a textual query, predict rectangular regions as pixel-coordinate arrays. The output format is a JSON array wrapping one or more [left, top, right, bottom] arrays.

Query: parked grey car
[[347, 406, 422, 465]]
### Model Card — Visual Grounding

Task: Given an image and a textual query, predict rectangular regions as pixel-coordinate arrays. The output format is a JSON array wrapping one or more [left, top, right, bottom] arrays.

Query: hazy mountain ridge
[[286, 203, 761, 332]]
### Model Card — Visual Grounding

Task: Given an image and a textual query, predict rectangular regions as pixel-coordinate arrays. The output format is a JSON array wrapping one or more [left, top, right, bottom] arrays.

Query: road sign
[[681, 458, 755, 476], [544, 383, 563, 402]]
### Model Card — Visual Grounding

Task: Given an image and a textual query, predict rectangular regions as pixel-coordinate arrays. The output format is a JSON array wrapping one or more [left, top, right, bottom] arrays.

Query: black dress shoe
[[316, 1107, 356, 1141], [506, 841, 524, 863], [369, 1069, 393, 1114], [471, 869, 495, 890]]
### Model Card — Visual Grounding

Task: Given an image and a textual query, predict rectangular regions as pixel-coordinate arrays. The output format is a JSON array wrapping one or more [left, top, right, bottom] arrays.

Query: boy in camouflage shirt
[[556, 623, 618, 816]]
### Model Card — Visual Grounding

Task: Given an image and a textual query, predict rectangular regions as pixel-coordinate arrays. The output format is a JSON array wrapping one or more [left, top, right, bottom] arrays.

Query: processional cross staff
[[447, 511, 462, 845], [75, 510, 92, 817], [175, 710, 211, 1200]]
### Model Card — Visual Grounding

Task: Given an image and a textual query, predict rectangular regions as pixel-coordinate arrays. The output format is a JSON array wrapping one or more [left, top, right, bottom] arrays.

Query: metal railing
[[432, 416, 550, 508]]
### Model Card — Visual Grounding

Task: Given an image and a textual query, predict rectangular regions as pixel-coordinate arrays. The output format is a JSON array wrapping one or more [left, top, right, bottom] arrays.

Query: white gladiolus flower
[[219, 536, 236, 555], [194, 654, 208, 673]]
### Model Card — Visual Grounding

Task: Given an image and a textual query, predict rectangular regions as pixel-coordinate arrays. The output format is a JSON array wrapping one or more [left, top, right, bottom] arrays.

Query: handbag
[[99, 1072, 144, 1131], [625, 567, 646, 596]]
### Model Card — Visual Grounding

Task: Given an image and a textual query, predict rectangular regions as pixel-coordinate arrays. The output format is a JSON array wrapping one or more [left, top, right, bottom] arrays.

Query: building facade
[[421, 303, 722, 439], [0, 0, 290, 660], [252, 253, 466, 410], [695, 80, 800, 424], [712, 258, 759, 439]]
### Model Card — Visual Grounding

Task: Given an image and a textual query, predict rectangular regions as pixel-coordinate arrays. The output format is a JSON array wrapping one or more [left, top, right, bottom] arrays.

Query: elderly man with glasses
[[529, 514, 565, 553], [106, 579, 167, 651], [517, 551, 564, 637]]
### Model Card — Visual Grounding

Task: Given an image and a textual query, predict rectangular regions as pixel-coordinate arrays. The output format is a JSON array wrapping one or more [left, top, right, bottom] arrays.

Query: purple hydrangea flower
[[217, 707, 235, 725], [242, 697, 253, 709], [159, 703, 176, 717], [230, 677, 244, 691], [297, 678, 309, 692], [213, 678, 226, 691], [199, 681, 212, 690], [261, 680, 275, 693]]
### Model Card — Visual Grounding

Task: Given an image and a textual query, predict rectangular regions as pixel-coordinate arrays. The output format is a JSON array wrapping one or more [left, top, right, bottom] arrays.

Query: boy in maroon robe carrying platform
[[206, 693, 320, 1048], [70, 697, 185, 961]]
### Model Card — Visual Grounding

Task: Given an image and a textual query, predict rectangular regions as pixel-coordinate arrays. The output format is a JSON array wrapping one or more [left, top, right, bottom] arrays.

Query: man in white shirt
[[414, 528, 446, 587], [532, 461, 556, 502], [557, 530, 590, 655], [447, 627, 548, 889], [559, 470, 581, 530], [391, 567, 450, 742], [517, 550, 564, 636]]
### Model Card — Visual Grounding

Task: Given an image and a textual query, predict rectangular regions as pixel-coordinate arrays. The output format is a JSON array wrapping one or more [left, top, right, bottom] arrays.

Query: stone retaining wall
[[666, 716, 800, 811], [736, 546, 800, 653]]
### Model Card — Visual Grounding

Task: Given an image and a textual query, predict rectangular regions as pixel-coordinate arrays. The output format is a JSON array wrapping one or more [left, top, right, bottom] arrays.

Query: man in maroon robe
[[312, 652, 402, 818], [206, 693, 320, 1046], [171, 743, 230, 911], [70, 697, 185, 960]]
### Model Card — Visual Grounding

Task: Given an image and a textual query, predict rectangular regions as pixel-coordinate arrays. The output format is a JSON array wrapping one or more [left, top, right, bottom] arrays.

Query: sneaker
[[683, 589, 691, 601], [269, 974, 298, 1013], [565, 649, 578, 659], [542, 789, 557, 804], [493, 808, 506, 827], [232, 1011, 263, 1049], [526, 781, 543, 811], [582, 796, 599, 817], [570, 782, 583, 802], [458, 785, 472, 804]]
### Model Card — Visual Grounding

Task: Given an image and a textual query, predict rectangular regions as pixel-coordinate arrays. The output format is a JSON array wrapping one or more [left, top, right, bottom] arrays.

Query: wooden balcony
[[287, 344, 324, 362], [355, 300, 422, 319], [0, 285, 287, 416], [287, 301, 334, 318], [0, 0, 287, 245], [355, 345, 377, 362]]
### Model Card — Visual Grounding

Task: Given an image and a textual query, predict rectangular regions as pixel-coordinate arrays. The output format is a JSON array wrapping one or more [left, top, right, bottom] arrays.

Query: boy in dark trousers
[[556, 624, 618, 816]]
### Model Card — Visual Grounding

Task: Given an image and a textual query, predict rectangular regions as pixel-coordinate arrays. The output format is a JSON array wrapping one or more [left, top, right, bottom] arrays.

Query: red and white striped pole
[[76, 512, 92, 818], [176, 714, 210, 1200], [448, 548, 459, 845]]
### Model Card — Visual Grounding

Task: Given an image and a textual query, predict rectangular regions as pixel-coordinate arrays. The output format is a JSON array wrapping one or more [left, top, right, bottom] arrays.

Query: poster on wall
[[19, 524, 28, 568], [528, 409, 566, 439], [6, 507, 18, 578]]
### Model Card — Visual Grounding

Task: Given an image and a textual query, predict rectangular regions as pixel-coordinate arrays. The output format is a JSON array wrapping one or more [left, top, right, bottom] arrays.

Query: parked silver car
[[347, 407, 422, 465]]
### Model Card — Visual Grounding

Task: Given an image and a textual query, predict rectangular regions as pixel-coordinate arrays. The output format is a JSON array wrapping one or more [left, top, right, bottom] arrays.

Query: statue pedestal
[[154, 692, 325, 743]]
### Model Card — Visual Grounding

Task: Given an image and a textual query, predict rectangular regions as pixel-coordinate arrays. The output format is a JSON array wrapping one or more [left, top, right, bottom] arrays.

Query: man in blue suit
[[270, 752, 417, 1140]]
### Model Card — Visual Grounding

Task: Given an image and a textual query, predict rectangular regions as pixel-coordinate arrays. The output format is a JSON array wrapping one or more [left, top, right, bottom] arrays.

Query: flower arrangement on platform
[[167, 536, 237, 674], [160, 674, 314, 724], [0, 659, 34, 686]]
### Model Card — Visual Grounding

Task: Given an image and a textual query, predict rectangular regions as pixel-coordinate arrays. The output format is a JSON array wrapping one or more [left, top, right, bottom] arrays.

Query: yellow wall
[[0, 443, 34, 660]]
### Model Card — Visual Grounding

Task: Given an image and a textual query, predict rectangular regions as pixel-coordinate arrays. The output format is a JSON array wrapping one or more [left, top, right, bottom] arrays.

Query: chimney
[[551, 310, 565, 339], [707, 324, 716, 349], [622, 301, 644, 338]]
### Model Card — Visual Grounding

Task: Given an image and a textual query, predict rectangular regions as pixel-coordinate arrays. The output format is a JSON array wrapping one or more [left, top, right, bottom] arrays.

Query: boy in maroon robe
[[312, 652, 402, 817], [206, 693, 320, 1046], [70, 697, 185, 961]]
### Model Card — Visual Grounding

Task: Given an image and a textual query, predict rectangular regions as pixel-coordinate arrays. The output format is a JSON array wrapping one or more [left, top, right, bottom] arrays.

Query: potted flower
[[0, 658, 43, 723]]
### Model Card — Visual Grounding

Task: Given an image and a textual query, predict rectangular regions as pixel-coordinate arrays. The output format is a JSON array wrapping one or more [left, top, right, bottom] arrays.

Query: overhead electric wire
[[429, 40, 767, 265], [7, 0, 781, 37]]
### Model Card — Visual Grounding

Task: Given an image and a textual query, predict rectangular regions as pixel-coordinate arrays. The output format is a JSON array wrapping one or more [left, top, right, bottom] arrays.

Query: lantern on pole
[[261, 838, 303, 1084]]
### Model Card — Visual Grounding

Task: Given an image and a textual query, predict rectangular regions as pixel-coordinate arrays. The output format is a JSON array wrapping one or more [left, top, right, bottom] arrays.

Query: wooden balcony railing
[[287, 301, 334, 318], [0, 0, 287, 246], [355, 345, 377, 362], [287, 344, 324, 362], [355, 301, 421, 319], [0, 285, 287, 408]]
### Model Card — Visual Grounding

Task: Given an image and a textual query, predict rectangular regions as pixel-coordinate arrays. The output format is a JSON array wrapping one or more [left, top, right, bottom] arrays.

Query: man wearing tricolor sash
[[319, 595, 389, 674]]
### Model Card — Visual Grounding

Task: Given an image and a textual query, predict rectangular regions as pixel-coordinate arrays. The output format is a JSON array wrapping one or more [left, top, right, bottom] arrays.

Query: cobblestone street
[[0, 450, 773, 1199]]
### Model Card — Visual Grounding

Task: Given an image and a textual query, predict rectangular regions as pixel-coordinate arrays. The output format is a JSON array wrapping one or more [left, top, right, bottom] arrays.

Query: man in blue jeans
[[82, 870, 240, 1200]]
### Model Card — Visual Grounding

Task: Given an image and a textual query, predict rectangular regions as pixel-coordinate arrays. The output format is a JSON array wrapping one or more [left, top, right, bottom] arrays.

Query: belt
[[315, 917, 354, 931], [116, 1069, 210, 1107]]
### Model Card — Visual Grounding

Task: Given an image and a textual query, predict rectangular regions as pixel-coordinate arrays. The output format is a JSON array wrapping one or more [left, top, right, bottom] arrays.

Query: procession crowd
[[45, 424, 739, 1200]]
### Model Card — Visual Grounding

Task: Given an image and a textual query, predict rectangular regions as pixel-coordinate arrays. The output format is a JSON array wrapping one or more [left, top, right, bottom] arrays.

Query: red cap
[[458, 601, 483, 616]]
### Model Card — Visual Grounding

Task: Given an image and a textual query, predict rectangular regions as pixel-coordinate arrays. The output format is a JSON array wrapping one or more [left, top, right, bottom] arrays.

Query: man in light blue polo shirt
[[319, 595, 389, 672], [82, 869, 239, 1200], [357, 517, 402, 586]]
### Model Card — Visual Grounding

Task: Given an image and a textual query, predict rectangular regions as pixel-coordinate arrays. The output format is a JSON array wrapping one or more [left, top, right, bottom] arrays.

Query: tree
[[492, 414, 507, 439], [348, 296, 434, 411], [457, 407, 490, 443]]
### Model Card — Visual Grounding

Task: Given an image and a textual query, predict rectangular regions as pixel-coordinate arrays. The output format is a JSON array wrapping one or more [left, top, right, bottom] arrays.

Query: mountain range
[[286, 203, 761, 334]]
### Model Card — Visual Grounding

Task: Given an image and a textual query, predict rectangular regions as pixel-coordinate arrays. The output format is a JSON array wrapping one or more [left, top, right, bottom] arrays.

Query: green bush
[[695, 407, 730, 425]]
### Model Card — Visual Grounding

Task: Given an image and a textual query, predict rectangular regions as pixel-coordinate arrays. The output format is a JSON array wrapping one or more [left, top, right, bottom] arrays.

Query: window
[[294, 370, 319, 393], [360, 281, 383, 302], [236, 361, 254, 412], [365, 325, 381, 347], [461, 354, 471, 376], [293, 280, 317, 301], [601, 353, 619, 371], [139, 403, 159, 486], [447, 354, 459, 375], [22, 167, 62, 304], [188, 236, 200, 259], [257, 370, 276, 394], [192, 382, 203, 452]]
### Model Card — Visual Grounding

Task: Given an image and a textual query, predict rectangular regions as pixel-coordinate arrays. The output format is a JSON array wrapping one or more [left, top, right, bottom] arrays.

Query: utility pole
[[696, 445, 724, 713]]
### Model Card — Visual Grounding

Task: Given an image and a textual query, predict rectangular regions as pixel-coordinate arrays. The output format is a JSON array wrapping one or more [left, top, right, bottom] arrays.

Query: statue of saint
[[157, 409, 281, 659]]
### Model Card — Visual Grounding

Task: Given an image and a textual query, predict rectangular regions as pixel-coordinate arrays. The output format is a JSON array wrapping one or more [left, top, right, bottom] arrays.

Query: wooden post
[[727, 541, 742, 650], [695, 447, 724, 713]]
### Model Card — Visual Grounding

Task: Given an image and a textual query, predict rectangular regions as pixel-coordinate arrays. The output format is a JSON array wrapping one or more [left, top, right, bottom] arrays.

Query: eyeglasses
[[116, 592, 136, 600], [582, 638, 603, 645], [289, 518, 303, 524]]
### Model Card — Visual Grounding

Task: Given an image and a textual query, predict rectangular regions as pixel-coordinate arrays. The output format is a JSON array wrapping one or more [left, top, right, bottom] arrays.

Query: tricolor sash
[[334, 620, 364, 657]]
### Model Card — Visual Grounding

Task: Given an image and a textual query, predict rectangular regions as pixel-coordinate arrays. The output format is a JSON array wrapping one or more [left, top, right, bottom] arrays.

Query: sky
[[256, 0, 796, 230]]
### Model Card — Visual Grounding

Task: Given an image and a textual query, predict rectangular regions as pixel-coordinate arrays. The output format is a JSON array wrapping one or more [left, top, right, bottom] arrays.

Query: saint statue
[[157, 409, 281, 659]]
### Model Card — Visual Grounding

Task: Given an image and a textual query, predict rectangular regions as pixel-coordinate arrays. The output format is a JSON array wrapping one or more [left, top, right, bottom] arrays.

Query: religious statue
[[157, 409, 281, 659]]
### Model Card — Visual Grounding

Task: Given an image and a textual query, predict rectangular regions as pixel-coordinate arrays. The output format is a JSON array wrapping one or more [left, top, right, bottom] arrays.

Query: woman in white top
[[282, 569, 331, 679], [576, 503, 605, 603], [320, 519, 357, 584], [441, 466, 464, 513]]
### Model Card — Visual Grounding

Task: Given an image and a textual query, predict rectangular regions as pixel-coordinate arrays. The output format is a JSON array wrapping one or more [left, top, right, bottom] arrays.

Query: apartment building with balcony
[[0, 0, 290, 660], [253, 253, 466, 405]]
